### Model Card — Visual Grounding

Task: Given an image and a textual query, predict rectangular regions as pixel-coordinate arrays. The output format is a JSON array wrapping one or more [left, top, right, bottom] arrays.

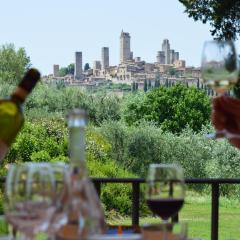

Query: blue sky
[[0, 0, 238, 75]]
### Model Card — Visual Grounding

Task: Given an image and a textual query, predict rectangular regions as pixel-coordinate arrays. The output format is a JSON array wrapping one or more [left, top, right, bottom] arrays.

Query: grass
[[108, 192, 240, 240]]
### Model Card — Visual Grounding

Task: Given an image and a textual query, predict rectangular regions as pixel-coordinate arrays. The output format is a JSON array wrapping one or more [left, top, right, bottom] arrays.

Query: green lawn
[[109, 193, 240, 240]]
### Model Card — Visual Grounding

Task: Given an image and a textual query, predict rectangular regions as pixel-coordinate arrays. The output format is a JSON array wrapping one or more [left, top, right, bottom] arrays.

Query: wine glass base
[[206, 130, 240, 139]]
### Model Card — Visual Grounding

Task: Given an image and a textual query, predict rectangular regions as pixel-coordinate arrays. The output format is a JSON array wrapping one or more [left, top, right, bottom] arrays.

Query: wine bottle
[[56, 109, 106, 240], [0, 68, 41, 162]]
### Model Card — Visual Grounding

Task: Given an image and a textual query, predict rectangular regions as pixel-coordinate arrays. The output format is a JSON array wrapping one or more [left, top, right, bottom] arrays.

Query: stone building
[[162, 39, 170, 64], [102, 47, 109, 69], [155, 63, 173, 73], [116, 61, 145, 82], [93, 61, 101, 70], [120, 31, 131, 63], [174, 52, 179, 62], [174, 60, 186, 68], [130, 51, 133, 60], [144, 63, 155, 73], [93, 61, 102, 76], [53, 64, 59, 77], [74, 51, 82, 80], [169, 50, 175, 64], [156, 51, 165, 64]]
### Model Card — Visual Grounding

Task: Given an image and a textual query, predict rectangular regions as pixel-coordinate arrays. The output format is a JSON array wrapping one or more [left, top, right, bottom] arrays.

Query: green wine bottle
[[0, 68, 41, 162]]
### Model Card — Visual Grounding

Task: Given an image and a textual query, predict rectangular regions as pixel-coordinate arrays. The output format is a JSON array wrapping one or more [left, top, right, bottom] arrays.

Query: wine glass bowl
[[145, 164, 185, 221], [4, 163, 59, 240], [201, 40, 238, 94], [201, 40, 240, 140]]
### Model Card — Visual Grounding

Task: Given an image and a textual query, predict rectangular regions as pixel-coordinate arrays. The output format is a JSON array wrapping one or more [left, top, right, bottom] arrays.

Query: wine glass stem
[[162, 220, 168, 240], [24, 234, 35, 240], [12, 227, 17, 240]]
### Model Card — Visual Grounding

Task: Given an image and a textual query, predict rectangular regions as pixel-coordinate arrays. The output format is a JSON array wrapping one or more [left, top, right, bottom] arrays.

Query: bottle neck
[[10, 86, 29, 104], [69, 125, 87, 172]]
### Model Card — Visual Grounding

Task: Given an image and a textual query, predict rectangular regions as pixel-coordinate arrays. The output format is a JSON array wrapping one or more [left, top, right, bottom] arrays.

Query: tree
[[131, 82, 136, 92], [59, 63, 75, 77], [84, 63, 90, 71], [135, 82, 138, 90], [155, 72, 161, 88], [197, 78, 200, 89], [67, 63, 74, 75], [179, 0, 240, 40], [148, 79, 152, 89], [168, 67, 176, 76], [123, 82, 211, 133], [165, 78, 169, 87], [144, 78, 148, 92], [59, 67, 68, 77], [0, 44, 31, 84]]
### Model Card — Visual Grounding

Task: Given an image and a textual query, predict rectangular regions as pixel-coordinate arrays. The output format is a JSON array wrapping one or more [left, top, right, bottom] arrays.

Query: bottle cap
[[67, 109, 88, 127], [18, 68, 41, 93]]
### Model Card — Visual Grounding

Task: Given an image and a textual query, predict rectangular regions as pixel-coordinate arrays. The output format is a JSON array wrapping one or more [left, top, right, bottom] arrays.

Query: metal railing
[[0, 177, 239, 240], [92, 178, 240, 240]]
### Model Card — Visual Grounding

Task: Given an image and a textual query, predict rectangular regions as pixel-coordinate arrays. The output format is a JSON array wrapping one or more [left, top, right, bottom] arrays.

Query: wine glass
[[145, 164, 185, 222], [4, 162, 57, 240], [201, 40, 239, 139]]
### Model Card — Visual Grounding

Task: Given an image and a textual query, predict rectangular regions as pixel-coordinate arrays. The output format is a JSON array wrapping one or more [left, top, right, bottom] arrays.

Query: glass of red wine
[[146, 164, 185, 222]]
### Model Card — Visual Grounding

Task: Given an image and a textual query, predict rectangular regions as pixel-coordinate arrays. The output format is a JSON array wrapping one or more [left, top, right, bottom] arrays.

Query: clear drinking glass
[[4, 163, 58, 240], [145, 164, 185, 222], [201, 40, 239, 139], [47, 162, 69, 238]]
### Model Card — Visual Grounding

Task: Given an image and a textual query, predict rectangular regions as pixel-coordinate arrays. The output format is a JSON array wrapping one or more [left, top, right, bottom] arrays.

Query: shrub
[[122, 83, 211, 133], [98, 121, 240, 196]]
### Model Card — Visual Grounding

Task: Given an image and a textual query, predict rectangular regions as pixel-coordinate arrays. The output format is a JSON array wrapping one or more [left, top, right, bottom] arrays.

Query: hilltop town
[[45, 31, 202, 91]]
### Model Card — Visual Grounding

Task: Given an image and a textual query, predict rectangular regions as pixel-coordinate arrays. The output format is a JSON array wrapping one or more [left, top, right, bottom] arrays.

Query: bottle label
[[0, 140, 8, 162]]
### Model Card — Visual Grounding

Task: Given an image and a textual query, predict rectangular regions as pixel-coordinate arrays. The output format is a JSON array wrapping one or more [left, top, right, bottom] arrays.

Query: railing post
[[93, 180, 101, 197], [211, 183, 219, 240], [132, 182, 140, 226], [172, 213, 179, 223]]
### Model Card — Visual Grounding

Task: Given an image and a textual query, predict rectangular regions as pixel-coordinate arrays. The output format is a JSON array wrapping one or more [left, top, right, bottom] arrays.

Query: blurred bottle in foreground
[[56, 109, 106, 240], [0, 68, 41, 162]]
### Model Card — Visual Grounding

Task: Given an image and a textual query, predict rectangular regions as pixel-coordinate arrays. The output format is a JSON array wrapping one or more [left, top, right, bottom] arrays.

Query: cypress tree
[[165, 78, 169, 87], [155, 72, 161, 88], [144, 78, 148, 92], [197, 78, 200, 89], [148, 79, 152, 89], [136, 82, 138, 90], [132, 82, 136, 92]]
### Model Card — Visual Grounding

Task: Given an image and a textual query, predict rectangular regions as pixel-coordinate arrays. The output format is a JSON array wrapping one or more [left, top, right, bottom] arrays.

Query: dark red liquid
[[146, 199, 184, 220]]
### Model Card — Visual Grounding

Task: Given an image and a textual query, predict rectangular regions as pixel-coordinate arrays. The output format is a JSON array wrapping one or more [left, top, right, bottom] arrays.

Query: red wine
[[146, 199, 184, 220]]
